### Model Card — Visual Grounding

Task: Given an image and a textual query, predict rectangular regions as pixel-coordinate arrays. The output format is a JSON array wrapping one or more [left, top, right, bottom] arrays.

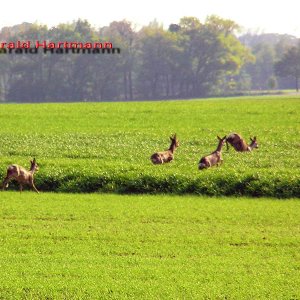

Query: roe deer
[[198, 136, 227, 170], [226, 133, 258, 152], [2, 158, 39, 193], [150, 134, 179, 164]]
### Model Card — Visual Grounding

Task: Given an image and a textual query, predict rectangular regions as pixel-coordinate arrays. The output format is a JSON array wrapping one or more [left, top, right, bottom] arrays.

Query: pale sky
[[1, 0, 300, 37]]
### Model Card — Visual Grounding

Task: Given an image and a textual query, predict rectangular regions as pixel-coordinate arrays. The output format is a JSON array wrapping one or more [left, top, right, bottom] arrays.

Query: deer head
[[30, 158, 39, 172], [217, 135, 227, 151], [249, 136, 259, 149], [169, 134, 179, 150]]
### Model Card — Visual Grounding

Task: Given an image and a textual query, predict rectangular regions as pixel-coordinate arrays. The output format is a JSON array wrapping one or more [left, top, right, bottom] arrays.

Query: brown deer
[[2, 158, 39, 193], [226, 133, 258, 152], [198, 136, 227, 170], [150, 134, 179, 164]]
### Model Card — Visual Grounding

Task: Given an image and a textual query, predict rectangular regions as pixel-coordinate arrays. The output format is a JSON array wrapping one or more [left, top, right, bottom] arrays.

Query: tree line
[[0, 17, 299, 102]]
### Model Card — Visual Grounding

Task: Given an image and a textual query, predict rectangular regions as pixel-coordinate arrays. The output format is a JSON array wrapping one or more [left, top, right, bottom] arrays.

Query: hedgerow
[[18, 170, 298, 197]]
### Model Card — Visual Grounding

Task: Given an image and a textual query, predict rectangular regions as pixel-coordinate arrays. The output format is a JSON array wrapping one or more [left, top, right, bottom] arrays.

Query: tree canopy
[[0, 18, 299, 102], [274, 44, 300, 91]]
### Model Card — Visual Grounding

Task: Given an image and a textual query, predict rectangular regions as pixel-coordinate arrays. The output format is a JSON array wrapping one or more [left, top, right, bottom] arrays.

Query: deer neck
[[216, 141, 224, 152], [29, 167, 36, 175], [247, 144, 255, 151], [169, 142, 177, 153]]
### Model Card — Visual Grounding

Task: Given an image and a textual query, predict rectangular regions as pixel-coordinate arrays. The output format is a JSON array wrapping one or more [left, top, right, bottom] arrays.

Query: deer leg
[[2, 177, 10, 190], [19, 184, 23, 193], [32, 182, 39, 194], [217, 161, 223, 167], [29, 178, 39, 193], [226, 141, 230, 152]]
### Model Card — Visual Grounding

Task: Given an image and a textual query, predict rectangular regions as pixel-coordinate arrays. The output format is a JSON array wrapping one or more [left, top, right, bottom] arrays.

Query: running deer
[[226, 133, 258, 152], [198, 136, 227, 170], [150, 134, 179, 164], [2, 158, 39, 193]]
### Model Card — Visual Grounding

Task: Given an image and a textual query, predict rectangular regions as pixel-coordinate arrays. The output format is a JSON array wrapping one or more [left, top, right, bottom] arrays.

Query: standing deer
[[226, 133, 258, 152], [2, 158, 39, 193], [150, 134, 179, 164], [198, 136, 227, 170]]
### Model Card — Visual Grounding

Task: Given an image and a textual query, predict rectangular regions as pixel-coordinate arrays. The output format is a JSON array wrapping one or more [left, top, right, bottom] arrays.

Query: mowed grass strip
[[0, 95, 299, 196], [0, 192, 299, 299]]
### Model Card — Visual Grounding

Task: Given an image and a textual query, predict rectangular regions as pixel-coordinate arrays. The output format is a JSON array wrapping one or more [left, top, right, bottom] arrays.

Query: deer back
[[151, 134, 178, 164], [226, 133, 249, 151], [7, 164, 33, 183], [151, 150, 173, 164], [198, 136, 226, 169]]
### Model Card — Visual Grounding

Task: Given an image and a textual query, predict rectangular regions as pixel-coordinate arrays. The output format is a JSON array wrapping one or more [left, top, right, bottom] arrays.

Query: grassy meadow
[[0, 192, 300, 299], [0, 95, 299, 196], [0, 96, 299, 299]]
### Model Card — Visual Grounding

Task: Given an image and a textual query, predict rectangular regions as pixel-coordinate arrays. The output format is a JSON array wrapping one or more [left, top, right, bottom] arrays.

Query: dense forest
[[0, 17, 299, 102]]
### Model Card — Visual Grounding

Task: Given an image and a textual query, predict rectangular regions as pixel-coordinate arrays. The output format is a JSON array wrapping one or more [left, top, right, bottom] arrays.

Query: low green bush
[[18, 170, 298, 197]]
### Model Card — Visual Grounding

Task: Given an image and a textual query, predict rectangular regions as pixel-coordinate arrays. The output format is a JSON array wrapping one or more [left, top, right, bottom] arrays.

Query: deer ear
[[254, 136, 257, 140], [250, 137, 253, 142], [217, 135, 221, 140], [222, 136, 226, 140]]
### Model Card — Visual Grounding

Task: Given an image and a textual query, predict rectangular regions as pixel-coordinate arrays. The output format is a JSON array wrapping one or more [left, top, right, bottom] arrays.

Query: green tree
[[104, 20, 136, 100], [0, 16, 256, 102], [275, 45, 300, 91], [177, 16, 253, 97], [136, 21, 182, 99], [237, 33, 297, 91], [268, 76, 277, 90], [242, 43, 275, 90]]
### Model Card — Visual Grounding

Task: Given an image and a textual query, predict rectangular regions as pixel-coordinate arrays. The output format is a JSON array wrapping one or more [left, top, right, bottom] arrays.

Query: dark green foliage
[[1, 22, 300, 102], [275, 44, 300, 91], [0, 17, 252, 102], [236, 33, 299, 92], [19, 171, 299, 197]]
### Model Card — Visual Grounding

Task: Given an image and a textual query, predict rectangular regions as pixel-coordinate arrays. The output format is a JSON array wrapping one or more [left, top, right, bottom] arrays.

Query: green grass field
[[0, 96, 299, 299], [0, 95, 299, 196], [1, 192, 299, 299]]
